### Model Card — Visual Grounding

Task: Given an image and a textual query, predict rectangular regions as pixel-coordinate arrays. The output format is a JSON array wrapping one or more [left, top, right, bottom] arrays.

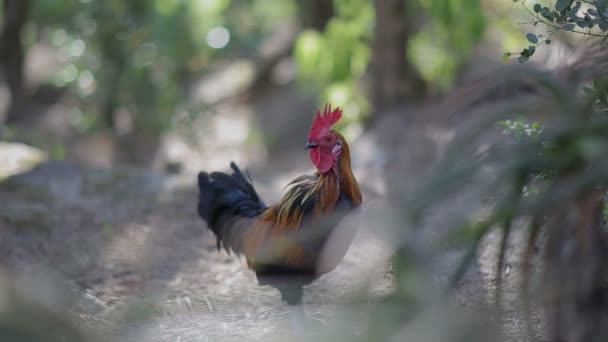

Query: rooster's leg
[[288, 303, 306, 336], [281, 285, 305, 336]]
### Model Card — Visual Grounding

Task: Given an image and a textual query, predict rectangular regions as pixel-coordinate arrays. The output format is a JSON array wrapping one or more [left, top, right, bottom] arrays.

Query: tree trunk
[[297, 0, 334, 31], [371, 0, 425, 114], [99, 33, 127, 131], [544, 190, 608, 342], [0, 0, 29, 123]]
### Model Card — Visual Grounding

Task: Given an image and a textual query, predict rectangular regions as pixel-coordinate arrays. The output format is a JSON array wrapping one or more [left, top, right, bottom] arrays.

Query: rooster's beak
[[305, 142, 319, 150]]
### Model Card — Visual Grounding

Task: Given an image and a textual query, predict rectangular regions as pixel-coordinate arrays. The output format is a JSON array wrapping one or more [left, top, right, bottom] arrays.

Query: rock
[[0, 142, 47, 180]]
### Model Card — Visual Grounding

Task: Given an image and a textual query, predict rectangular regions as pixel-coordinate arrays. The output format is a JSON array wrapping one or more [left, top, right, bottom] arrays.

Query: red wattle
[[310, 149, 320, 166], [310, 149, 333, 173]]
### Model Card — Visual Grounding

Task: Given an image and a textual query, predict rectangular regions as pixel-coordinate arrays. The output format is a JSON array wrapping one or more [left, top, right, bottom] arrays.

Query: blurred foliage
[[410, 0, 486, 89], [32, 0, 192, 133], [0, 275, 90, 342], [1, 0, 551, 146], [26, 0, 296, 134], [294, 0, 487, 121], [506, 0, 608, 63], [410, 50, 608, 340], [294, 0, 373, 129], [499, 118, 552, 193], [11, 0, 525, 140], [499, 117, 543, 139]]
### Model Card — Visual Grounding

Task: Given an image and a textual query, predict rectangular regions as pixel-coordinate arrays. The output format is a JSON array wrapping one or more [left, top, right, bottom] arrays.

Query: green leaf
[[555, 0, 572, 12], [533, 3, 542, 13], [518, 55, 529, 63], [563, 23, 576, 31], [520, 45, 536, 57], [526, 33, 538, 43], [582, 86, 594, 95], [567, 1, 581, 17], [540, 7, 556, 21], [502, 52, 511, 63], [530, 121, 540, 130], [545, 39, 552, 44]]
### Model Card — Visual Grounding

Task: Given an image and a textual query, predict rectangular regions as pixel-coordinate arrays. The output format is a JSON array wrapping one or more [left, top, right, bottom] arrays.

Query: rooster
[[197, 104, 362, 330]]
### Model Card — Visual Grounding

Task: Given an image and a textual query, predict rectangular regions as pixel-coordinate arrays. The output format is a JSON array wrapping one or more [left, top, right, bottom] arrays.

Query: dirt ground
[[0, 97, 546, 342]]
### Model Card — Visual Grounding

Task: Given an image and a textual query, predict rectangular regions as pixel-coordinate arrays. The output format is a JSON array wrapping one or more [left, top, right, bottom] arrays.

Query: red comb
[[308, 104, 342, 140]]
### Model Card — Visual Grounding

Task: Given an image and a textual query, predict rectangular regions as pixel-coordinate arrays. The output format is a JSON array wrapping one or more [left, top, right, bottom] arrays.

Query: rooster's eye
[[325, 136, 332, 143]]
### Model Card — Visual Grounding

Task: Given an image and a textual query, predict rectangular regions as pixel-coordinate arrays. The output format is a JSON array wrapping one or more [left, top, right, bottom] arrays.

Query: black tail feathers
[[197, 162, 265, 252]]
